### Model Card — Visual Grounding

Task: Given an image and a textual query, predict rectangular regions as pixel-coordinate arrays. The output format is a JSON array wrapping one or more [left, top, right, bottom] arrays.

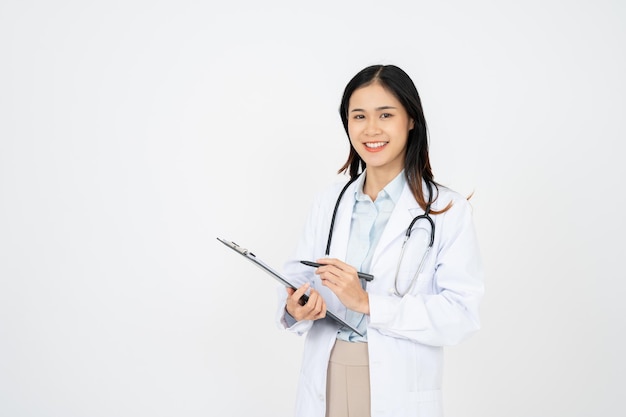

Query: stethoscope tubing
[[325, 173, 435, 297]]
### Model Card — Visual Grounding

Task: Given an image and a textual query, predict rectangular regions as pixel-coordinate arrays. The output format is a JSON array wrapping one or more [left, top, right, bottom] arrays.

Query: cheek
[[395, 124, 412, 142], [348, 136, 359, 151], [347, 124, 360, 142]]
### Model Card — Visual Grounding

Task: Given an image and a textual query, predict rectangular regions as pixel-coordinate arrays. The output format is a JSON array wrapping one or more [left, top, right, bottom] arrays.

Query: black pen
[[300, 260, 374, 282]]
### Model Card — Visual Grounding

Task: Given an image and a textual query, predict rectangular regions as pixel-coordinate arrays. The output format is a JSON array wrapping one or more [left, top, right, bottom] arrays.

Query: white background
[[1, 1, 625, 416]]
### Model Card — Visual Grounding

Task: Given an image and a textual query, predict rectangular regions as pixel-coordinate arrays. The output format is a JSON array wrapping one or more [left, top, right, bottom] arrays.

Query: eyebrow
[[350, 106, 398, 112]]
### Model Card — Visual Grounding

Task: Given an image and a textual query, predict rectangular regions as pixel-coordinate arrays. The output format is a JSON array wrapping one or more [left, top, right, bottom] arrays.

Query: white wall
[[1, 1, 624, 416]]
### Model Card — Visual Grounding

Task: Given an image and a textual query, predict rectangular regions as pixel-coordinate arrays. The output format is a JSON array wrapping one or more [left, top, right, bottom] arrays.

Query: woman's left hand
[[314, 258, 370, 314]]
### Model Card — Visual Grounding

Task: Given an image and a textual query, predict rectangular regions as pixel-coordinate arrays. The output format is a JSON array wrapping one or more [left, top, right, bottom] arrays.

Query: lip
[[363, 141, 388, 152]]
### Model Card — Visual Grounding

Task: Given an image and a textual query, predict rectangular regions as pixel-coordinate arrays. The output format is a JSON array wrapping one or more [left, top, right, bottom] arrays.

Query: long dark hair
[[338, 64, 451, 214]]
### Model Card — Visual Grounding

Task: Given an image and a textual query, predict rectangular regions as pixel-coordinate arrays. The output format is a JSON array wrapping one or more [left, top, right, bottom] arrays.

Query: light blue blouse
[[337, 170, 406, 342]]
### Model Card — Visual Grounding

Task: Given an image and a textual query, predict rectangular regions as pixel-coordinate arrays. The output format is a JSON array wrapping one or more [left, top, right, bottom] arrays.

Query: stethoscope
[[325, 174, 435, 297]]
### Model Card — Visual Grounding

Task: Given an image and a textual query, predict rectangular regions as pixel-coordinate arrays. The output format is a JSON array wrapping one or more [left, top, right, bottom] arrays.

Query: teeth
[[365, 142, 387, 148]]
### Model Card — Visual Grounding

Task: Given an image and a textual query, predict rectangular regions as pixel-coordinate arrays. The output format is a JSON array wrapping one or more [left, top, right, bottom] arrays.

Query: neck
[[363, 167, 403, 201]]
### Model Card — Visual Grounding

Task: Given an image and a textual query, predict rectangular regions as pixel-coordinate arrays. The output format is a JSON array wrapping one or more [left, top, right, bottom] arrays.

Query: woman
[[276, 64, 484, 417]]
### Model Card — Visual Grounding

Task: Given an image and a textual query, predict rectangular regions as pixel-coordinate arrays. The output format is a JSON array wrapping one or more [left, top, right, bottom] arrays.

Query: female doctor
[[276, 64, 484, 417]]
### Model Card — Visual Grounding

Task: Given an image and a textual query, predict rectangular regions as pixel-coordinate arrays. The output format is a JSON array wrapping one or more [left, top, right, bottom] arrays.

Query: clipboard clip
[[216, 236, 363, 337], [218, 238, 255, 257]]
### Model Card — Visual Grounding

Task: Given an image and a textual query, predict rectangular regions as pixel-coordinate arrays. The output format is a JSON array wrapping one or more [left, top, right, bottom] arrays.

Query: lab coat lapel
[[327, 180, 357, 261], [372, 184, 422, 264]]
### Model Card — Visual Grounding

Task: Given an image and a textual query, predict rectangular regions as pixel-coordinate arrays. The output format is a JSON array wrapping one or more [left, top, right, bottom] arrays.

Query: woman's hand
[[285, 283, 327, 321], [314, 258, 370, 315]]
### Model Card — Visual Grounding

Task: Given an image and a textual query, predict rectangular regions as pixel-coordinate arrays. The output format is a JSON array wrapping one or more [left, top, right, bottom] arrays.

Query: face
[[347, 82, 414, 176]]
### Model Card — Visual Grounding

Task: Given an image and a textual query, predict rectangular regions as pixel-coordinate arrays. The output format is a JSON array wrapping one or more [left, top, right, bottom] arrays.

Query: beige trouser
[[326, 339, 371, 417]]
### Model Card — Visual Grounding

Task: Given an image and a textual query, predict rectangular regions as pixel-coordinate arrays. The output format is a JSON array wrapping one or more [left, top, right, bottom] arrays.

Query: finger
[[315, 257, 348, 270], [286, 284, 310, 317], [285, 287, 297, 315], [319, 299, 327, 318], [320, 275, 339, 292], [290, 283, 310, 303], [307, 290, 325, 319], [315, 292, 327, 319], [316, 259, 357, 281], [300, 289, 317, 313], [322, 266, 360, 289], [315, 257, 340, 265], [320, 267, 348, 285], [314, 258, 338, 275]]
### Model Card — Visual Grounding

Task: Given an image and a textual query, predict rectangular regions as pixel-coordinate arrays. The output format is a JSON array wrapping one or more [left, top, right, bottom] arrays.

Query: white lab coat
[[276, 178, 484, 417]]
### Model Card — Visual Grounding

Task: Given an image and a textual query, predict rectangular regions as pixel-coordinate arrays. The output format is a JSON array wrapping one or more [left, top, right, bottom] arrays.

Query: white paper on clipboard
[[216, 237, 363, 336]]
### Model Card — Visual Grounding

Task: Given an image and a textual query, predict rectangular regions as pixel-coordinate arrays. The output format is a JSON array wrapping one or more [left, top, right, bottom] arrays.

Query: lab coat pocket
[[409, 389, 443, 416]]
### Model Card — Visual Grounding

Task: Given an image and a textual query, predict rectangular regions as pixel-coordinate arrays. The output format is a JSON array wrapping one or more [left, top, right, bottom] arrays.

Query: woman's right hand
[[285, 283, 327, 321]]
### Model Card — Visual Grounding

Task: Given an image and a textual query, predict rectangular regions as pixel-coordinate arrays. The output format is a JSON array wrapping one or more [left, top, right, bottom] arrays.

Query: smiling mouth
[[364, 141, 388, 149]]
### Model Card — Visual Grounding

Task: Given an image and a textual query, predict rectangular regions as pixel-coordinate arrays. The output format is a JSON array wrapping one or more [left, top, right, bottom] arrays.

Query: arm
[[369, 197, 484, 346], [275, 191, 331, 334]]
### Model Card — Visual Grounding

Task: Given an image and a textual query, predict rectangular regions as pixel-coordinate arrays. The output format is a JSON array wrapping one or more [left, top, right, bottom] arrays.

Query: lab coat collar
[[329, 171, 425, 266], [372, 181, 425, 265]]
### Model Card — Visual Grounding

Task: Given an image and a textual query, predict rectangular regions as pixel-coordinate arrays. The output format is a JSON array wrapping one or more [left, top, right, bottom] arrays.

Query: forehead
[[348, 82, 403, 109]]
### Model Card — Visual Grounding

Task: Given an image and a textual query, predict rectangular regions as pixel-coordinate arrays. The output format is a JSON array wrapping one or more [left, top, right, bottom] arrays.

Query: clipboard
[[217, 237, 362, 336]]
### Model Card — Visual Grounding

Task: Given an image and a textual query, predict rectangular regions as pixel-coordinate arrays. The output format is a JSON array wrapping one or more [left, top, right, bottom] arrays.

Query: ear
[[409, 118, 415, 130]]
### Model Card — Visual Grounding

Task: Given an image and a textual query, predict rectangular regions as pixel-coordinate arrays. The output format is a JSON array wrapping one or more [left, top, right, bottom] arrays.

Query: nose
[[364, 118, 381, 136]]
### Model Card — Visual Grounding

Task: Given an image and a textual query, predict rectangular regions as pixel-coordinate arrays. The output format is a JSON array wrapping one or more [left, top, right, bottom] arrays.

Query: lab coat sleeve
[[275, 190, 328, 336], [275, 288, 314, 335], [368, 196, 484, 346]]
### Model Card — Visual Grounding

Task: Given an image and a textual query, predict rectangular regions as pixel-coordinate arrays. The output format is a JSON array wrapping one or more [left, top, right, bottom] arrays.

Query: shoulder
[[300, 178, 356, 232], [433, 185, 474, 218], [312, 177, 355, 206], [435, 185, 466, 204], [431, 185, 478, 244]]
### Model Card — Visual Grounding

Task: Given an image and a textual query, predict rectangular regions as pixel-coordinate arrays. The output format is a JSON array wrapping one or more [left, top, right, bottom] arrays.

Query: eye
[[352, 114, 365, 120], [380, 113, 393, 119]]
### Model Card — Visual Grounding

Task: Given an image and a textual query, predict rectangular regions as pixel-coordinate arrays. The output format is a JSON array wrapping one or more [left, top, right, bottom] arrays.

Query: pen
[[300, 260, 374, 282]]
